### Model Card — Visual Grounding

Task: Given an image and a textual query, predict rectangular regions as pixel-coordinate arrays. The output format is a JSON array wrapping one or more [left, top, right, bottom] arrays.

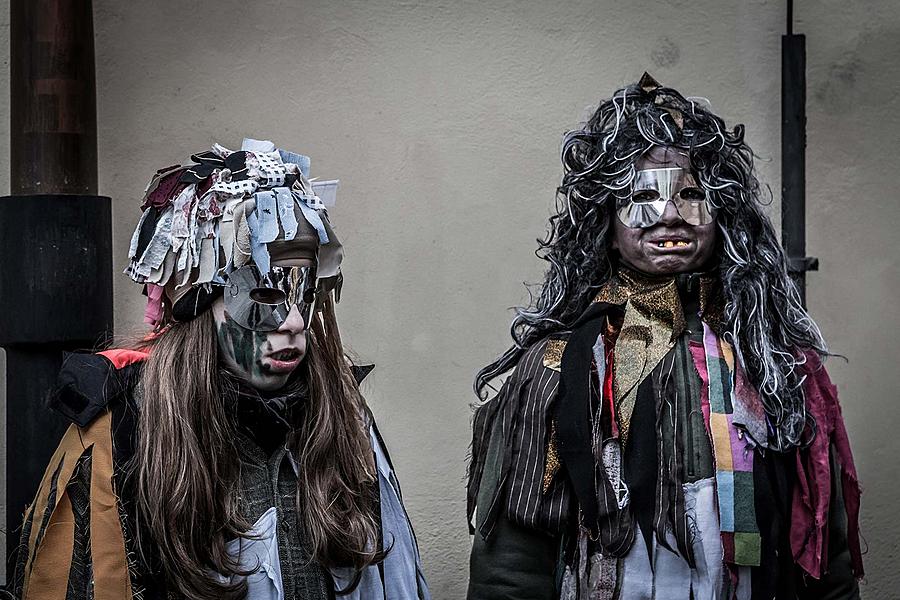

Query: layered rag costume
[[467, 268, 862, 599], [12, 139, 430, 600], [467, 74, 863, 600]]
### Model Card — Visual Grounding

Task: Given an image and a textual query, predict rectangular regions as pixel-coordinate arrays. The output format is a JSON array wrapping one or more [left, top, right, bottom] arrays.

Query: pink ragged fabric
[[144, 283, 165, 326], [791, 351, 864, 579]]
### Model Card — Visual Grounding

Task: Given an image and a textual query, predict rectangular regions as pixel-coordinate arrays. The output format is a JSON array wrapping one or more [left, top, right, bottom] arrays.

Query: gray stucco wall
[[3, 1, 898, 597]]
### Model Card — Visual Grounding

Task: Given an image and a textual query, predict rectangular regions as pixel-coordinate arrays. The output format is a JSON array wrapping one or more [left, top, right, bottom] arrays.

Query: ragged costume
[[467, 76, 863, 600], [12, 139, 430, 600]]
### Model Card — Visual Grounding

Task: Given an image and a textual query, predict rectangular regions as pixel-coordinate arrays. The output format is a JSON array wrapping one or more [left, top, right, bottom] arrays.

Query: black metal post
[[782, 0, 818, 307], [3, 0, 113, 574]]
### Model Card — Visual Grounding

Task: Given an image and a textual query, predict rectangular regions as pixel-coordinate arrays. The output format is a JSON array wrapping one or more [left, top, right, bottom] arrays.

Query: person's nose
[[277, 304, 306, 335], [657, 199, 685, 226]]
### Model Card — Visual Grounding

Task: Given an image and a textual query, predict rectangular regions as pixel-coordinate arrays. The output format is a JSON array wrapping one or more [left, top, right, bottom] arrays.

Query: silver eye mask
[[224, 264, 318, 332], [617, 167, 716, 228]]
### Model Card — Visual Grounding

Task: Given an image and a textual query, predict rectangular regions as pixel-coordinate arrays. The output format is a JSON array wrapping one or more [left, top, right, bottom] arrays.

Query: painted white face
[[213, 256, 315, 391]]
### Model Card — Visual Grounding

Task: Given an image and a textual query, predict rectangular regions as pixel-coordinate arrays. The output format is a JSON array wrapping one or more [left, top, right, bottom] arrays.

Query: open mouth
[[649, 238, 692, 249], [270, 348, 301, 362]]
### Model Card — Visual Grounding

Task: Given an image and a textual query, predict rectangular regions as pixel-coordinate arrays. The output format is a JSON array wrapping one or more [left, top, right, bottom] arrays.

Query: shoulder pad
[[51, 350, 146, 427]]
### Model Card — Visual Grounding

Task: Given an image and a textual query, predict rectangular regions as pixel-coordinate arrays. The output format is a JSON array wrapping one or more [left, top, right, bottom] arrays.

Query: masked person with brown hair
[[12, 139, 430, 600], [467, 76, 863, 600]]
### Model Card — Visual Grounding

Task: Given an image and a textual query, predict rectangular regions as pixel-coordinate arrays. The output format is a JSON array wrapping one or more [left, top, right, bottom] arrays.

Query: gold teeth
[[657, 240, 690, 248]]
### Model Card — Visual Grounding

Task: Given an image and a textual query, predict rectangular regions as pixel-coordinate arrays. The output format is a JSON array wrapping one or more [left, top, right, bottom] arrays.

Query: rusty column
[[2, 0, 113, 571]]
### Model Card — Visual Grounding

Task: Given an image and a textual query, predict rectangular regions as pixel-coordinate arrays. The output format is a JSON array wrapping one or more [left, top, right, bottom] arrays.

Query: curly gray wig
[[475, 79, 827, 450]]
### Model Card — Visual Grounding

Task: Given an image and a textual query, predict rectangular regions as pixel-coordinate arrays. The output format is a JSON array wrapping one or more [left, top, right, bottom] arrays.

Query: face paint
[[612, 147, 718, 275], [617, 167, 715, 229], [224, 264, 318, 332], [212, 296, 307, 391]]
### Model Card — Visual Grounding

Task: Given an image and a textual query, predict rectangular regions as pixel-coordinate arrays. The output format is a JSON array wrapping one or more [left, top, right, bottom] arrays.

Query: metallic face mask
[[224, 264, 318, 332], [617, 167, 716, 228]]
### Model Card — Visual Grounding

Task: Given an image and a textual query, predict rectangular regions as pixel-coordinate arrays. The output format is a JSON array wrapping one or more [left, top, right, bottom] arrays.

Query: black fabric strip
[[655, 347, 694, 566], [470, 354, 530, 539], [65, 450, 94, 600], [12, 499, 37, 596], [627, 376, 659, 564], [351, 363, 376, 385], [135, 206, 161, 259], [28, 456, 66, 570], [751, 446, 795, 600], [554, 302, 619, 535], [467, 393, 501, 533]]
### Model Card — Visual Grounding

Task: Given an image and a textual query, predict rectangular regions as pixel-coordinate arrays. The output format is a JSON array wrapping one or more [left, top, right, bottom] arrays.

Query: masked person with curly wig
[[467, 75, 863, 600], [13, 139, 430, 600]]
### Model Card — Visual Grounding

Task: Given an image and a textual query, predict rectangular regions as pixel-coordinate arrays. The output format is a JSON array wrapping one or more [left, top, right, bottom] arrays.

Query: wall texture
[[801, 2, 900, 597], [3, 0, 898, 596]]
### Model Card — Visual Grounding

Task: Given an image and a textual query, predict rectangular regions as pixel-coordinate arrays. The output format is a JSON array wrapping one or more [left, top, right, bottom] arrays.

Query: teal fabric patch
[[733, 471, 757, 532]]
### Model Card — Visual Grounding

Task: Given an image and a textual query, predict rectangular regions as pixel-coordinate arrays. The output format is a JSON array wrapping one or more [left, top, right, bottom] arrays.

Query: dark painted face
[[612, 146, 717, 275]]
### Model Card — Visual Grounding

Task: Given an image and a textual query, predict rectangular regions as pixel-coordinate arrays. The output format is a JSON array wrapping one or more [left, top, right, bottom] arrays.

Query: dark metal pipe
[[787, 0, 794, 36], [781, 3, 817, 307]]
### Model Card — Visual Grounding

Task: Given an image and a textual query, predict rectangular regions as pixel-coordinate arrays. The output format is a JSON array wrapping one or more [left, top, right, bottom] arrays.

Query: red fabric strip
[[97, 349, 150, 370]]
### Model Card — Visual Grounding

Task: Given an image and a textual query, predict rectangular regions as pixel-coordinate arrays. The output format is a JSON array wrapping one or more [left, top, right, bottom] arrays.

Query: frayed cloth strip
[[20, 413, 132, 600], [143, 284, 165, 326], [690, 323, 762, 567], [124, 140, 343, 321]]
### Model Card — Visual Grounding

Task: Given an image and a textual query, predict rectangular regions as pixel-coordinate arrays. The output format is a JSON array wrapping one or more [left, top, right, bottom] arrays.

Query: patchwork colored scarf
[[593, 269, 767, 568], [690, 322, 766, 567], [554, 271, 773, 597]]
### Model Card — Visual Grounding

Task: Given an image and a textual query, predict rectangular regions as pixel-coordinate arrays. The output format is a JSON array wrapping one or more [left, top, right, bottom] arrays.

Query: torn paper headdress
[[125, 138, 343, 328]]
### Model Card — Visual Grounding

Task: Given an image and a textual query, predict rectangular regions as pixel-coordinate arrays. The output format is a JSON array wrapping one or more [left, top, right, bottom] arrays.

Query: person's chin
[[251, 372, 293, 392], [644, 255, 698, 275]]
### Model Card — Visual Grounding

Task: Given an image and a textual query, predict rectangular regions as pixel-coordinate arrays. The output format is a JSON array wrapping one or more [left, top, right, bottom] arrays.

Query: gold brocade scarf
[[592, 267, 725, 444], [593, 267, 724, 340]]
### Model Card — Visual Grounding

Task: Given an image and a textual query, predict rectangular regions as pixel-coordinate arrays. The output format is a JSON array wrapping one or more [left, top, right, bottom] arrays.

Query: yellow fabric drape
[[22, 410, 132, 599]]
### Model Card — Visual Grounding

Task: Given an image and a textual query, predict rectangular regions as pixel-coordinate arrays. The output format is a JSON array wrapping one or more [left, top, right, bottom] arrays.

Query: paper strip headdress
[[125, 138, 343, 328]]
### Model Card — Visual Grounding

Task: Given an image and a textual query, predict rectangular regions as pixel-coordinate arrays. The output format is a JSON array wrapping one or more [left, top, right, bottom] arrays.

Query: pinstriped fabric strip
[[503, 340, 571, 534], [468, 338, 576, 539]]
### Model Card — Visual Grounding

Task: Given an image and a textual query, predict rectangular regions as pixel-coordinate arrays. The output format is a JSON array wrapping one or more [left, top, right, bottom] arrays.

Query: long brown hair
[[133, 293, 379, 599]]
